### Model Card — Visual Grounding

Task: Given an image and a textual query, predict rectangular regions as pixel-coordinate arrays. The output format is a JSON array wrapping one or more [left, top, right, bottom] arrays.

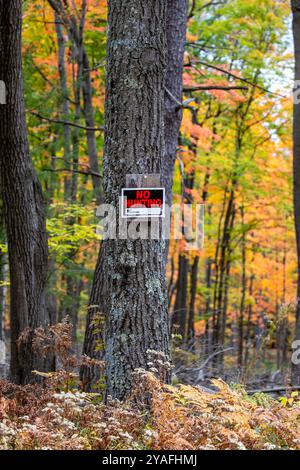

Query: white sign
[[121, 187, 165, 219]]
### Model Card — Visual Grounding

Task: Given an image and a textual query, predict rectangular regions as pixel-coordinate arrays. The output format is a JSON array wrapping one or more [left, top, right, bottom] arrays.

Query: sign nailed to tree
[[121, 187, 165, 218]]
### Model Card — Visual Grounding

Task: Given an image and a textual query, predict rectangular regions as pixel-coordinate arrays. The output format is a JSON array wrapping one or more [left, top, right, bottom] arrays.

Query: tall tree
[[81, 0, 188, 393], [48, 0, 102, 203], [292, 0, 300, 385], [163, 0, 188, 207], [97, 0, 170, 400], [0, 0, 54, 383]]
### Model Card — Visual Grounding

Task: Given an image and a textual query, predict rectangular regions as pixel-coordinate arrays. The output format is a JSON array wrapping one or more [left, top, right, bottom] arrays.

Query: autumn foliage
[[0, 0, 299, 452]]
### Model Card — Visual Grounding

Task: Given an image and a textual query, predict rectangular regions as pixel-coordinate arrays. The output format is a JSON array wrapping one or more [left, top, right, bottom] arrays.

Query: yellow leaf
[[279, 396, 287, 406]]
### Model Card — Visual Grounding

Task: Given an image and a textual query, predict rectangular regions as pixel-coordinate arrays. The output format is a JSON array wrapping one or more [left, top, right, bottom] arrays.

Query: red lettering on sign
[[136, 190, 150, 199], [126, 198, 162, 208]]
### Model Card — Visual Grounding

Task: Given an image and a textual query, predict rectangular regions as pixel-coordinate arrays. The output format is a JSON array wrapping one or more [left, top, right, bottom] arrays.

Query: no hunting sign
[[121, 187, 165, 219]]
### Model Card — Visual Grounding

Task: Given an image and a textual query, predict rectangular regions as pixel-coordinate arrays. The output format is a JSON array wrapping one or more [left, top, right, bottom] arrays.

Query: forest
[[1, 0, 300, 454]]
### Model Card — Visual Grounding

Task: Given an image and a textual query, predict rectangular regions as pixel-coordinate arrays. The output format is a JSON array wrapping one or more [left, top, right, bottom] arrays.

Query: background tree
[[292, 0, 300, 385], [163, 0, 189, 207], [0, 0, 54, 383]]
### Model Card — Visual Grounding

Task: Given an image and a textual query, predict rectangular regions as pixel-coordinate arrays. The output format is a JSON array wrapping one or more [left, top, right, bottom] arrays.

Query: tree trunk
[[173, 254, 189, 339], [97, 0, 170, 401], [244, 274, 254, 370], [0, 250, 7, 340], [80, 245, 105, 390], [213, 190, 235, 347], [55, 13, 72, 198], [238, 205, 246, 367], [0, 243, 7, 371], [49, 1, 102, 203], [0, 0, 54, 384], [292, 0, 300, 385], [81, 0, 188, 393], [188, 255, 199, 342], [163, 0, 188, 207], [187, 146, 211, 346], [82, 50, 102, 204], [0, 210, 6, 346]]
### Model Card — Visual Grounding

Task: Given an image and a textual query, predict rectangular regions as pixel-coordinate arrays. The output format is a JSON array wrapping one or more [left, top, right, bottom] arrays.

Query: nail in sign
[[121, 188, 165, 218]]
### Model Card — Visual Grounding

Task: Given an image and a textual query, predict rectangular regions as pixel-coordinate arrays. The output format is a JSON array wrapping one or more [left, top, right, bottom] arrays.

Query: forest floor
[[0, 369, 300, 450]]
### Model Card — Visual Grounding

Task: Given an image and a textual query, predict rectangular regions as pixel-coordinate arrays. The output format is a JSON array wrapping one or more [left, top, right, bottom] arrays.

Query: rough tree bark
[[0, 0, 54, 383], [292, 0, 300, 385], [81, 0, 188, 393], [101, 0, 170, 400]]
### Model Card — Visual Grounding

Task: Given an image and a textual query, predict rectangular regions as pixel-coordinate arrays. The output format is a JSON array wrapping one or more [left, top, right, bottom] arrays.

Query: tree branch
[[42, 167, 102, 178], [29, 111, 104, 132], [188, 0, 196, 19], [183, 85, 248, 92], [190, 60, 286, 98], [165, 86, 196, 109]]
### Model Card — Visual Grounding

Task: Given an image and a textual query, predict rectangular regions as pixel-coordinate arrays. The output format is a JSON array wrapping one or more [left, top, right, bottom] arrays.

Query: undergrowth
[[1, 319, 299, 450], [0, 370, 300, 450]]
